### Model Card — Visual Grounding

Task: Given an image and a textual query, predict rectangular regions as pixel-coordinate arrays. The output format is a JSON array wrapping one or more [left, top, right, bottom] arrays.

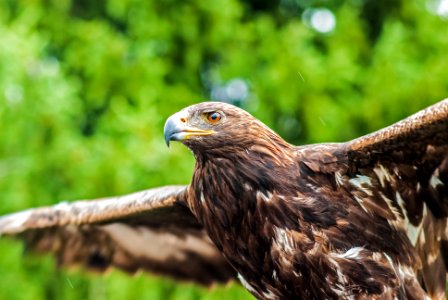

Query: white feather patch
[[373, 164, 392, 187], [429, 169, 444, 189], [349, 175, 373, 196], [334, 171, 344, 186], [395, 192, 406, 217], [274, 226, 295, 254], [272, 270, 278, 280], [292, 271, 301, 278], [354, 196, 369, 214], [405, 203, 427, 246], [262, 290, 277, 300], [332, 247, 364, 260], [238, 273, 256, 293], [256, 190, 273, 202], [326, 256, 350, 298], [380, 192, 402, 224]]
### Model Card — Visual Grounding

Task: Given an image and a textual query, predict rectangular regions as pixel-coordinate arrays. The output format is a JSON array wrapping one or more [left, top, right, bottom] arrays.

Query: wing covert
[[341, 99, 448, 299]]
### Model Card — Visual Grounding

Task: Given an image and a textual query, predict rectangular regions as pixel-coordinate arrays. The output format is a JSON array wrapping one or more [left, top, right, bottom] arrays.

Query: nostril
[[180, 118, 187, 123]]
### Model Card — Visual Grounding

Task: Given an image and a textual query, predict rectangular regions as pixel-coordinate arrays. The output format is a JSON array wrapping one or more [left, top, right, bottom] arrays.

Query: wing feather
[[348, 99, 448, 154], [0, 185, 235, 285], [342, 99, 448, 299]]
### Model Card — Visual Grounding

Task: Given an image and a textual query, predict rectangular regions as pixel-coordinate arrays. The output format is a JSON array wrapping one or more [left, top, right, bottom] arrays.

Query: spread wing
[[343, 99, 448, 298], [0, 185, 235, 286]]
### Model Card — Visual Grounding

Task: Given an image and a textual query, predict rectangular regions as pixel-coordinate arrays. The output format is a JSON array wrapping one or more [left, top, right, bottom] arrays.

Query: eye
[[206, 112, 222, 124]]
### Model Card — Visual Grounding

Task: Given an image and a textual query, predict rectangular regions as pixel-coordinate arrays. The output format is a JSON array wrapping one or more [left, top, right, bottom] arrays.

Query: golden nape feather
[[1, 99, 447, 299]]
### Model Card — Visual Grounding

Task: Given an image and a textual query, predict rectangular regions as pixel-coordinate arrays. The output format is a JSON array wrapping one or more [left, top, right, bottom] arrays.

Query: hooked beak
[[164, 112, 215, 147]]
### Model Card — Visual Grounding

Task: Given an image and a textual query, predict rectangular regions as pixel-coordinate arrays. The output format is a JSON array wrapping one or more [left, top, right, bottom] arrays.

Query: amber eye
[[206, 112, 222, 124]]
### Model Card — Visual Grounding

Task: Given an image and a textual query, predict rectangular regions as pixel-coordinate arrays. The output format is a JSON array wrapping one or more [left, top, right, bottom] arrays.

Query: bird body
[[1, 100, 448, 299], [170, 102, 446, 299]]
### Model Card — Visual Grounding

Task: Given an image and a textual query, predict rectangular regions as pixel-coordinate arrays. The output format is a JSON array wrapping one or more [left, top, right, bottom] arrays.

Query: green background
[[0, 0, 447, 299]]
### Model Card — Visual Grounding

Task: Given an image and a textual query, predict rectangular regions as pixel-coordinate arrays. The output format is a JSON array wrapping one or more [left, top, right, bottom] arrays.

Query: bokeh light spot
[[303, 8, 336, 33], [211, 78, 249, 105], [426, 0, 448, 18]]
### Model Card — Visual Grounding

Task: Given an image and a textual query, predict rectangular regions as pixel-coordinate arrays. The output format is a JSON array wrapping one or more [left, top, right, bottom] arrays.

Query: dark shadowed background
[[0, 0, 447, 299]]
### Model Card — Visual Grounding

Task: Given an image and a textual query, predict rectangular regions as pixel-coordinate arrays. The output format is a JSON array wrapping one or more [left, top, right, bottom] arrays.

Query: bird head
[[164, 102, 252, 150], [164, 102, 294, 165]]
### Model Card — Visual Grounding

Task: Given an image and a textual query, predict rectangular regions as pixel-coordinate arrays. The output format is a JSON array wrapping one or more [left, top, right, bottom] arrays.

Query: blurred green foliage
[[0, 0, 447, 299]]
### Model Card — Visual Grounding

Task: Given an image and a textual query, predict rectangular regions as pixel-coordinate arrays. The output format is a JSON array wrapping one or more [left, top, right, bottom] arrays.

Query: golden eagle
[[0, 100, 447, 299]]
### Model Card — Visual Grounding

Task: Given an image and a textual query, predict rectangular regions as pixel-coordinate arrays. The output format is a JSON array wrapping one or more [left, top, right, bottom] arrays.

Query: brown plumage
[[0, 186, 235, 285], [1, 99, 447, 299]]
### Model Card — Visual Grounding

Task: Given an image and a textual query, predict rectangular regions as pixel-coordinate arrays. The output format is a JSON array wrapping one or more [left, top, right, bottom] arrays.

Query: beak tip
[[164, 132, 171, 148], [164, 115, 178, 148]]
